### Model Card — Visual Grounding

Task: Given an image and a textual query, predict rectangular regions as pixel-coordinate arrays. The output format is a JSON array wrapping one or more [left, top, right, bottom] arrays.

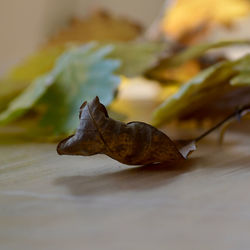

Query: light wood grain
[[0, 122, 249, 250]]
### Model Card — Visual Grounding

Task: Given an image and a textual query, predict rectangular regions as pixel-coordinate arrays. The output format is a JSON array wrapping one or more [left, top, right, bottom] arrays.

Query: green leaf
[[0, 43, 121, 135], [158, 40, 250, 68], [108, 42, 167, 76], [0, 74, 55, 125], [230, 72, 250, 86], [230, 55, 250, 86], [0, 79, 28, 112], [152, 55, 250, 126], [40, 44, 120, 134]]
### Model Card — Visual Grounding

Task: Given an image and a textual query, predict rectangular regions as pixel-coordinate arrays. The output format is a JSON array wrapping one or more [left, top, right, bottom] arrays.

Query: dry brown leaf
[[57, 97, 247, 166], [46, 10, 142, 47], [57, 97, 191, 165]]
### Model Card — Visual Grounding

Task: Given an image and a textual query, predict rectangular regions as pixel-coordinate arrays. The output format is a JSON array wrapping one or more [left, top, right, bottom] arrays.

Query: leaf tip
[[95, 96, 100, 102], [79, 101, 87, 119]]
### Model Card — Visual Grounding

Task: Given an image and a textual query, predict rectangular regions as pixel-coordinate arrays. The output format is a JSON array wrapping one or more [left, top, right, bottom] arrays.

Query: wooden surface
[[0, 123, 250, 250]]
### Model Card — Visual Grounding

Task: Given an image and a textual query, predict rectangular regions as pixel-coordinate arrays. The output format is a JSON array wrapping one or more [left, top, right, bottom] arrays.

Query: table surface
[[0, 120, 250, 250]]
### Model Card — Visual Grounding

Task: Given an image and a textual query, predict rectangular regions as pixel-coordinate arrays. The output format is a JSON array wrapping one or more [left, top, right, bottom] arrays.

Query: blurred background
[[1, 0, 250, 137], [0, 0, 165, 75], [2, 0, 250, 75]]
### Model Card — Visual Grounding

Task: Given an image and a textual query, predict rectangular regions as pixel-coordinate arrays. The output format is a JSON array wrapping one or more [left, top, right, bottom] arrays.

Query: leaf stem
[[194, 105, 250, 143]]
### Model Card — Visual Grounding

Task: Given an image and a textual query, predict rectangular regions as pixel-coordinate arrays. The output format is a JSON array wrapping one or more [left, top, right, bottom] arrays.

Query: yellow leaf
[[7, 46, 66, 83], [0, 46, 66, 110], [146, 60, 200, 84], [162, 0, 250, 40]]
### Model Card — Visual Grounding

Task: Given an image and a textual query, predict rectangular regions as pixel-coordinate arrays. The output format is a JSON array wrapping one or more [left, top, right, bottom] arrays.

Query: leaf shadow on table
[[54, 158, 198, 196]]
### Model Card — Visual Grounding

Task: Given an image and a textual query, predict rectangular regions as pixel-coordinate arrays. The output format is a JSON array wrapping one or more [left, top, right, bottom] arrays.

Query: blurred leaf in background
[[145, 40, 250, 85], [46, 10, 142, 47], [0, 10, 143, 111], [108, 42, 167, 77], [0, 43, 120, 135], [1, 6, 250, 139], [152, 55, 250, 126], [155, 40, 250, 68], [162, 0, 250, 43], [145, 60, 201, 85], [0, 46, 66, 111]]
